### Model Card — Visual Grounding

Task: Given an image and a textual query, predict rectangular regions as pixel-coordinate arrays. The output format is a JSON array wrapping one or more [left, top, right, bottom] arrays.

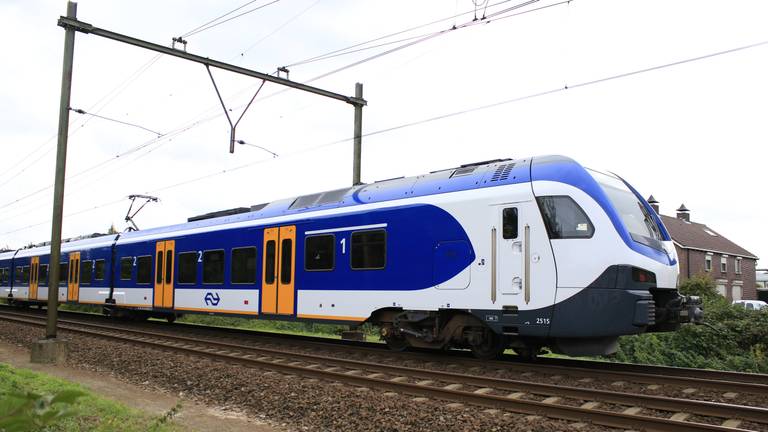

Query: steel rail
[[0, 312, 761, 431]]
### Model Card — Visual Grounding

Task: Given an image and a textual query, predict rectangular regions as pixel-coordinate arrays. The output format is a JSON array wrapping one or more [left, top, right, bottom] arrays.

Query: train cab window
[[80, 260, 93, 285], [231, 247, 257, 284], [120, 257, 132, 280], [203, 250, 225, 284], [94, 260, 105, 281], [265, 241, 276, 285], [351, 230, 386, 270], [305, 235, 335, 271], [177, 252, 197, 284], [280, 239, 293, 284], [39, 265, 48, 285], [136, 256, 152, 284], [59, 263, 68, 286], [503, 208, 518, 239], [536, 196, 594, 239]]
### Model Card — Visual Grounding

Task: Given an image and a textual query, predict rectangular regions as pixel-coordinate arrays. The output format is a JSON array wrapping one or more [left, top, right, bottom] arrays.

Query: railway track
[[2, 308, 767, 431]]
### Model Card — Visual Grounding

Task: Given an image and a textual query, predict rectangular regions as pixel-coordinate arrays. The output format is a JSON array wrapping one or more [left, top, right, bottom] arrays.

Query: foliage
[[0, 389, 84, 432], [0, 363, 179, 432], [609, 275, 768, 372]]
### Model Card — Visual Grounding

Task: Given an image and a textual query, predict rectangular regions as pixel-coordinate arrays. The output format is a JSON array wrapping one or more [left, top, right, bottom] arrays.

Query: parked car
[[732, 300, 768, 311]]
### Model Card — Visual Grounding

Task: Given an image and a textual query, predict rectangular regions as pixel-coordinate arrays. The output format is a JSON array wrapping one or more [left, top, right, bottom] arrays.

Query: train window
[[81, 260, 93, 285], [155, 252, 163, 284], [0, 268, 6, 284], [264, 241, 276, 285], [231, 247, 257, 284], [15, 267, 22, 283], [120, 257, 132, 280], [177, 252, 197, 284], [203, 250, 225, 284], [94, 260, 105, 281], [305, 235, 335, 271], [136, 256, 152, 284], [22, 266, 30, 284], [39, 265, 48, 285], [536, 196, 594, 239], [165, 251, 172, 284], [280, 239, 293, 284], [503, 208, 518, 239], [351, 230, 386, 270], [59, 263, 67, 286]]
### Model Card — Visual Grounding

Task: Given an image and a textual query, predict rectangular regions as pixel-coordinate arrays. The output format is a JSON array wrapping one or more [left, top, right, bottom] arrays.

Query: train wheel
[[470, 331, 505, 360], [384, 335, 409, 351]]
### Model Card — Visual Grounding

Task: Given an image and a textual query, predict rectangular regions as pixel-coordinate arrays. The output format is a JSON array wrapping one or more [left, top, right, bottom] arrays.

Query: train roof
[[116, 156, 551, 241], [115, 155, 586, 242], [13, 234, 119, 258]]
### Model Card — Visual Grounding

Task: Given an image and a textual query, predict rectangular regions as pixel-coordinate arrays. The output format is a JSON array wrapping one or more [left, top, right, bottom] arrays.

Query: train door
[[67, 252, 80, 302], [261, 225, 296, 315], [29, 257, 39, 301], [154, 240, 175, 308], [495, 203, 557, 329]]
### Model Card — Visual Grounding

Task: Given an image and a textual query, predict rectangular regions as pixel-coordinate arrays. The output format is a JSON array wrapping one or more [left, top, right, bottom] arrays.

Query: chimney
[[647, 195, 659, 214], [676, 203, 690, 222]]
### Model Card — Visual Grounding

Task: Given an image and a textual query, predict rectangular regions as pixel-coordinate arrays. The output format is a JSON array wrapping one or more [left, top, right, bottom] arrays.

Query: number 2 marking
[[197, 251, 203, 263], [340, 238, 346, 254], [133, 257, 137, 266]]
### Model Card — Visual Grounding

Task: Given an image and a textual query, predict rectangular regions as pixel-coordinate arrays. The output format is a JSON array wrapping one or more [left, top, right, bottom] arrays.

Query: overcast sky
[[1, 0, 767, 267]]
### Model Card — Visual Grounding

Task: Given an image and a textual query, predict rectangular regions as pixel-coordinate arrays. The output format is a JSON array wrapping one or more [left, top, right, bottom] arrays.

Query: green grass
[[0, 363, 180, 432], [177, 314, 382, 341]]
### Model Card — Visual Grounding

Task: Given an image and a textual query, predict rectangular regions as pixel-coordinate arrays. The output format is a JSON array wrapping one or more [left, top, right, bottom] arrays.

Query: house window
[[716, 284, 726, 297], [732, 285, 743, 301], [735, 258, 742, 275], [720, 256, 727, 273], [704, 255, 712, 272]]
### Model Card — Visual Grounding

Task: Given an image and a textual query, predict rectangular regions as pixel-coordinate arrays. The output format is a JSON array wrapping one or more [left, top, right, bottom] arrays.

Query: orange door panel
[[29, 257, 39, 301], [67, 252, 80, 302], [276, 226, 296, 315], [261, 228, 279, 314], [154, 241, 175, 308]]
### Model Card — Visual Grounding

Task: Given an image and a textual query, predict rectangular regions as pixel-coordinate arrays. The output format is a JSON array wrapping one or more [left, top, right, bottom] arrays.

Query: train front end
[[530, 156, 702, 356]]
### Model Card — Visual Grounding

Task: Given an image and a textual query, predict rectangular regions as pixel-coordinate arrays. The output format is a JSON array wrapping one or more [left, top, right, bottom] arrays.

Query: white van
[[732, 300, 768, 311]]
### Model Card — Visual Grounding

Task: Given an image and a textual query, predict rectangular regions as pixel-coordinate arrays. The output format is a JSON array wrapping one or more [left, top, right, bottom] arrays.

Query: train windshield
[[589, 169, 664, 251]]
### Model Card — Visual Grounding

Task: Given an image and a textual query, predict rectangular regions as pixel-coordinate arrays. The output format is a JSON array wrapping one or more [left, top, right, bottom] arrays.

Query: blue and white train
[[0, 155, 702, 358]]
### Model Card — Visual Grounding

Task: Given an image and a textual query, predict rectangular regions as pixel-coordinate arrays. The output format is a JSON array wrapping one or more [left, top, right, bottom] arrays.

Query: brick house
[[648, 197, 758, 301]]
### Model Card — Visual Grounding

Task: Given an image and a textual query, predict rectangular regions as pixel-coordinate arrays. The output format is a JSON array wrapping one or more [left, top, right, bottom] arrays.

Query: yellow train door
[[261, 226, 296, 315], [29, 257, 39, 301], [67, 252, 80, 302], [154, 240, 175, 308]]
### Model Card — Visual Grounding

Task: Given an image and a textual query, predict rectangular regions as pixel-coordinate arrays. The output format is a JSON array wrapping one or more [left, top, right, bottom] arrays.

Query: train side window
[[94, 260, 105, 281], [15, 267, 22, 283], [305, 235, 335, 271], [203, 250, 225, 284], [136, 256, 152, 284], [59, 263, 67, 286], [351, 230, 386, 270], [265, 241, 276, 285], [503, 208, 518, 239], [231, 247, 257, 284], [39, 265, 48, 285], [0, 268, 5, 284], [536, 196, 595, 239], [177, 252, 197, 284], [280, 239, 293, 284], [120, 257, 132, 280], [80, 260, 93, 285], [22, 266, 30, 284]]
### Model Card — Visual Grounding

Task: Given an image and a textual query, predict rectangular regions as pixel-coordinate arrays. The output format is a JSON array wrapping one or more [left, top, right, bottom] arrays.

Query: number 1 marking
[[340, 238, 346, 254]]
